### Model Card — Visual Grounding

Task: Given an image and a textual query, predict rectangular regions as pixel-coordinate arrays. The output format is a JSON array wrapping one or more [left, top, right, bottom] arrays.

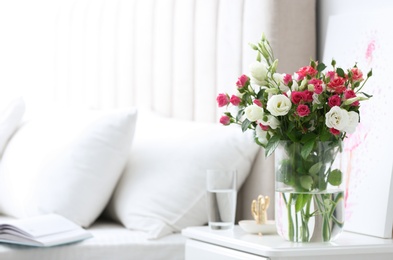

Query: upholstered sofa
[[0, 0, 316, 259]]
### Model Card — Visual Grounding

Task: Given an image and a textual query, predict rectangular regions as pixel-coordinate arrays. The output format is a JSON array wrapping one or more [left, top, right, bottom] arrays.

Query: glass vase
[[275, 141, 345, 242]]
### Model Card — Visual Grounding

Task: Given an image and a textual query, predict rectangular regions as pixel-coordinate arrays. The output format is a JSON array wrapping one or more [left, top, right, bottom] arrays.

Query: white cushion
[[105, 111, 259, 239], [0, 108, 137, 227], [0, 97, 25, 156]]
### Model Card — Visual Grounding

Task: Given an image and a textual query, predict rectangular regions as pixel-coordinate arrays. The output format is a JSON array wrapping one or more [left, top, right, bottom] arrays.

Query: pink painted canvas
[[323, 11, 393, 238]]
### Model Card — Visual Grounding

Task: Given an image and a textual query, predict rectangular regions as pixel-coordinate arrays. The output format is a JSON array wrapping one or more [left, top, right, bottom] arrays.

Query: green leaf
[[241, 119, 251, 132], [301, 139, 315, 159], [301, 133, 317, 144], [359, 92, 373, 98], [336, 68, 345, 78], [300, 175, 313, 190], [320, 128, 331, 142], [236, 109, 244, 122], [328, 169, 342, 186], [265, 135, 281, 157], [295, 194, 311, 212], [309, 162, 322, 175], [317, 63, 327, 72], [367, 69, 373, 77], [256, 89, 265, 99], [286, 131, 300, 142]]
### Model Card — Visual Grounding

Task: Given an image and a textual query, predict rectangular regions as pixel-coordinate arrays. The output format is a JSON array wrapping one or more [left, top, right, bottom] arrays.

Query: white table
[[182, 226, 393, 260]]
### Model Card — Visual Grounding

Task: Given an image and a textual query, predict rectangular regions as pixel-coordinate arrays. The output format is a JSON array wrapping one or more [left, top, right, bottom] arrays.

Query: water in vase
[[275, 189, 344, 242]]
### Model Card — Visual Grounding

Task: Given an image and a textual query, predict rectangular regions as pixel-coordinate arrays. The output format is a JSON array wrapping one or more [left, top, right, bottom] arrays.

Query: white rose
[[266, 94, 292, 116], [249, 61, 268, 86], [343, 111, 359, 134], [255, 126, 269, 146], [244, 104, 264, 122], [325, 106, 349, 131], [258, 115, 280, 129]]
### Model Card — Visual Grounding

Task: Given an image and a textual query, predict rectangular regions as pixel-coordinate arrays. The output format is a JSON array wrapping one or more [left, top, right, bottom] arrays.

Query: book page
[[0, 214, 82, 238]]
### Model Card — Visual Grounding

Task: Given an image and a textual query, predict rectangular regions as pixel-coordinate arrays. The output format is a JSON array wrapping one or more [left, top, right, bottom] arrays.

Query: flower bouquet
[[217, 34, 372, 242]]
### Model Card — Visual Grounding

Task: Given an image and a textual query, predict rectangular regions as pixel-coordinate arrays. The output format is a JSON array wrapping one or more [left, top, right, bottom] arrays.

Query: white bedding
[[0, 220, 186, 260]]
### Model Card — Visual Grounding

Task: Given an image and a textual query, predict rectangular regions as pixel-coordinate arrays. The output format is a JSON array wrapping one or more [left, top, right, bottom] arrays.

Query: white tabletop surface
[[182, 225, 393, 258]]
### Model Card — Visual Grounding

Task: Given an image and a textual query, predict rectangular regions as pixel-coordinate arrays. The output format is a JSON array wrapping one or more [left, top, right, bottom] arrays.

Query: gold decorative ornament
[[251, 195, 270, 224]]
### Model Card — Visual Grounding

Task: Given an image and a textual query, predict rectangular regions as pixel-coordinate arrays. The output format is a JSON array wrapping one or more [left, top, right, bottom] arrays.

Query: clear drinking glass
[[206, 169, 237, 230]]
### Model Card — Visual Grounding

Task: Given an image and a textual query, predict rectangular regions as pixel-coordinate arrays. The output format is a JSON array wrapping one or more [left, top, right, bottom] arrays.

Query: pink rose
[[326, 71, 336, 80], [216, 93, 230, 107], [344, 89, 359, 106], [344, 89, 356, 99], [296, 104, 310, 117], [219, 115, 231, 125], [314, 84, 323, 94], [329, 128, 340, 135], [283, 74, 292, 85], [328, 95, 341, 107], [296, 66, 318, 80], [351, 68, 363, 82], [291, 91, 304, 104], [327, 77, 346, 94], [253, 99, 262, 107], [303, 90, 314, 102], [236, 74, 249, 88], [308, 78, 323, 94], [230, 95, 241, 106]]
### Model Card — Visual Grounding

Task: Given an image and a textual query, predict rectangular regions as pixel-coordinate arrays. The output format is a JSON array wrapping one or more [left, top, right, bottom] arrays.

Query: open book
[[0, 213, 92, 247]]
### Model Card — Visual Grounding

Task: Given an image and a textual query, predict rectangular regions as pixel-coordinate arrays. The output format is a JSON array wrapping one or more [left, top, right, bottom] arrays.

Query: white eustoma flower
[[291, 79, 299, 91], [343, 111, 359, 134], [325, 106, 349, 131], [312, 93, 321, 105], [258, 115, 280, 129], [249, 61, 268, 86], [255, 126, 269, 146], [244, 104, 264, 122], [273, 73, 289, 92], [266, 94, 292, 116]]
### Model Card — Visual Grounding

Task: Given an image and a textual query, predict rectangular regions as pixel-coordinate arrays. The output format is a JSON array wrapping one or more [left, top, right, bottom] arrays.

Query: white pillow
[[0, 108, 137, 227], [0, 97, 25, 156], [105, 112, 259, 239]]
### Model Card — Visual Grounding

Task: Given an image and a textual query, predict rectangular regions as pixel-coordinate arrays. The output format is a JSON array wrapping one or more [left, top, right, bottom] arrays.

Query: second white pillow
[[0, 108, 138, 227]]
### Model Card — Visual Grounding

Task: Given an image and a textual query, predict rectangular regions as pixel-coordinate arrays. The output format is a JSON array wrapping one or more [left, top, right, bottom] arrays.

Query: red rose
[[327, 77, 346, 93], [329, 128, 340, 135], [303, 90, 314, 102], [291, 91, 305, 104], [236, 74, 249, 88], [296, 104, 310, 117], [216, 93, 230, 107], [230, 95, 241, 106], [328, 95, 341, 107]]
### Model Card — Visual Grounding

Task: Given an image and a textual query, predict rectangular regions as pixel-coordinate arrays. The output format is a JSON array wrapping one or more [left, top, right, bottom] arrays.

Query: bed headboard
[[0, 0, 316, 221]]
